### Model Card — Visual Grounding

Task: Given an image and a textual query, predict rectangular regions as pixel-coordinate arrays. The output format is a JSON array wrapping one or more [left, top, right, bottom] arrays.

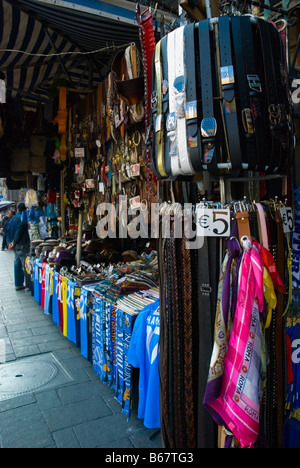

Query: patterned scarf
[[205, 238, 264, 447]]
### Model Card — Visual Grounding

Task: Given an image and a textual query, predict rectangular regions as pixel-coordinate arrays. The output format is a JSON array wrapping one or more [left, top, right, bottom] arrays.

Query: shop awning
[[0, 200, 15, 210], [0, 0, 176, 109]]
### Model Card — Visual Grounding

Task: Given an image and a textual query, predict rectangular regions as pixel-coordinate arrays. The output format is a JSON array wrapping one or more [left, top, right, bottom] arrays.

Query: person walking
[[7, 203, 30, 291], [1, 210, 14, 250]]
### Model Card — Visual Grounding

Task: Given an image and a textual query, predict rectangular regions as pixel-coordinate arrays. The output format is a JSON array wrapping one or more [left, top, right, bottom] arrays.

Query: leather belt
[[167, 29, 181, 176], [257, 18, 282, 173], [150, 50, 161, 179], [268, 21, 294, 174], [275, 209, 284, 448], [231, 16, 258, 170], [255, 202, 269, 249], [218, 16, 243, 172], [161, 34, 172, 177], [184, 23, 203, 171], [197, 20, 218, 169], [197, 237, 218, 448], [155, 40, 167, 178], [175, 26, 195, 176], [180, 233, 196, 448], [239, 16, 267, 172]]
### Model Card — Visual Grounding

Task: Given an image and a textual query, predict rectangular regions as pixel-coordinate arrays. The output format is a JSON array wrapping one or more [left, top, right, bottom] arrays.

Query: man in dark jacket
[[1, 210, 13, 250], [7, 203, 30, 291]]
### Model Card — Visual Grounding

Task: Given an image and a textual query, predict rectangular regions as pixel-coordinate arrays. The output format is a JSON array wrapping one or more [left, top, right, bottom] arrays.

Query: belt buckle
[[247, 74, 262, 93], [221, 65, 235, 86], [151, 91, 158, 109], [166, 112, 176, 132], [200, 283, 212, 296], [242, 108, 255, 134], [269, 104, 281, 126], [201, 117, 217, 138], [155, 114, 162, 133]]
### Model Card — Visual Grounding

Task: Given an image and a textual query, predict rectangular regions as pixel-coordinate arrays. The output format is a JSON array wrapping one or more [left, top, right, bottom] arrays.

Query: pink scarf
[[206, 239, 264, 447]]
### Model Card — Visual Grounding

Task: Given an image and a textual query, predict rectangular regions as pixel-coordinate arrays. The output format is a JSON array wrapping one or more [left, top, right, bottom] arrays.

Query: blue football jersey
[[127, 299, 160, 429]]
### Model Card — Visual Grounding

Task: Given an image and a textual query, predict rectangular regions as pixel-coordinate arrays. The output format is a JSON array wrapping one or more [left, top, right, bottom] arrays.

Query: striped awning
[[0, 0, 166, 108]]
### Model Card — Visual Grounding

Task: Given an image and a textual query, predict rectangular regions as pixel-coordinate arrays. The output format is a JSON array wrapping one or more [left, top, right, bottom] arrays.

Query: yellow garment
[[49, 269, 53, 297], [62, 277, 68, 337], [263, 266, 277, 329]]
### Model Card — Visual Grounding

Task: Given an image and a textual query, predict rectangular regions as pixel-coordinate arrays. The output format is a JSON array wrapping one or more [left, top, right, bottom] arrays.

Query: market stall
[[1, 0, 300, 450]]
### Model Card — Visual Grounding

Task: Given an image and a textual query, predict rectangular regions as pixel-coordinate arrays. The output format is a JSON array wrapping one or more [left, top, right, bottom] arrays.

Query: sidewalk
[[0, 249, 162, 449]]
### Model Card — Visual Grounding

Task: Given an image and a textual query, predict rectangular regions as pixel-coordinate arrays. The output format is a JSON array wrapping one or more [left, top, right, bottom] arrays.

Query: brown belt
[[275, 209, 284, 448]]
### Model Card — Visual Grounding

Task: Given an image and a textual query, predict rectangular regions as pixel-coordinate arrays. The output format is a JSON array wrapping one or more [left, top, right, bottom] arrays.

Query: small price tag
[[280, 207, 294, 233], [130, 164, 140, 177], [196, 208, 231, 238], [75, 147, 85, 158], [129, 196, 141, 210]]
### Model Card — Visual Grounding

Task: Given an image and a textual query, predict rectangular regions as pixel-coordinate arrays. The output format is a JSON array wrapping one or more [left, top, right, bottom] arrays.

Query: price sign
[[75, 147, 85, 158], [280, 207, 294, 233], [196, 208, 231, 238]]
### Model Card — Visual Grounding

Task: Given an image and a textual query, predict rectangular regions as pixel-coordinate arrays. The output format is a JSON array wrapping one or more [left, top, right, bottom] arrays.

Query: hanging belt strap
[[255, 202, 269, 249], [155, 40, 167, 178], [161, 34, 172, 177], [176, 26, 194, 175], [257, 18, 282, 173], [197, 20, 218, 168], [150, 48, 162, 179], [218, 16, 243, 171], [167, 27, 194, 176], [239, 16, 267, 172], [231, 16, 258, 171], [236, 211, 251, 243], [184, 23, 203, 171], [268, 21, 294, 174], [167, 29, 181, 176]]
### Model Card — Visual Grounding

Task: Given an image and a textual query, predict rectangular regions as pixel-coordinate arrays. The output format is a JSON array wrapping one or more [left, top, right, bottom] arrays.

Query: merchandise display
[[2, 0, 300, 450]]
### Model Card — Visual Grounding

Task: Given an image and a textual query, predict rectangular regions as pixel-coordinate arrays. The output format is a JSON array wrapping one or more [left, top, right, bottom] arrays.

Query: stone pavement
[[0, 249, 162, 449]]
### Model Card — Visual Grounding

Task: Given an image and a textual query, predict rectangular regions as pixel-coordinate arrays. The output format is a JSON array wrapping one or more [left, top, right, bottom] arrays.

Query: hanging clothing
[[127, 299, 160, 429]]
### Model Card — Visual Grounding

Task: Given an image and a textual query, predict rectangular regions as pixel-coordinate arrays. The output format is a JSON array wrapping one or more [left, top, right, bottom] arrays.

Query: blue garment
[[6, 213, 20, 245], [52, 271, 60, 327], [44, 264, 51, 315], [127, 299, 160, 429], [7, 212, 30, 247], [14, 245, 28, 288], [7, 212, 30, 288], [34, 259, 40, 303], [80, 287, 89, 359], [66, 280, 76, 344]]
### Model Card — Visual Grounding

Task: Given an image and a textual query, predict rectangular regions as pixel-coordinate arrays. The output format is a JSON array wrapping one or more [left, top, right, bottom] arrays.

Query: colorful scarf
[[205, 239, 264, 448]]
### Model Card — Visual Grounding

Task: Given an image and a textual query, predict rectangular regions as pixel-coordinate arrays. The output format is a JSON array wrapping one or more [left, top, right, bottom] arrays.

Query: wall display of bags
[[150, 16, 295, 179]]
